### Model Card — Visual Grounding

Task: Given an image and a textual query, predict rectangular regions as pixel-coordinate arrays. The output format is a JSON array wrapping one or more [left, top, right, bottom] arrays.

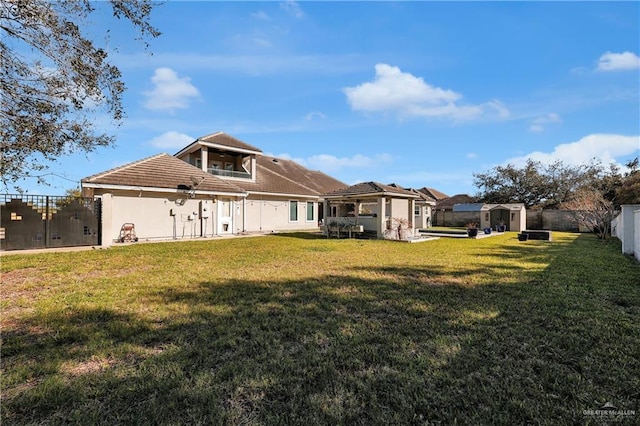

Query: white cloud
[[143, 68, 200, 112], [596, 51, 640, 71], [280, 1, 304, 18], [505, 134, 640, 167], [305, 111, 326, 120], [251, 10, 270, 20], [343, 64, 509, 121], [148, 131, 194, 149], [529, 113, 562, 133], [467, 153, 477, 159], [306, 153, 393, 173]]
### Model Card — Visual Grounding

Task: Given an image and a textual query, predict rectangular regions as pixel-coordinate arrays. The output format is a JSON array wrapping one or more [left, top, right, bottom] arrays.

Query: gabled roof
[[82, 154, 246, 195], [388, 183, 436, 204], [232, 155, 347, 197], [174, 132, 263, 157], [419, 187, 449, 201], [324, 182, 419, 199]]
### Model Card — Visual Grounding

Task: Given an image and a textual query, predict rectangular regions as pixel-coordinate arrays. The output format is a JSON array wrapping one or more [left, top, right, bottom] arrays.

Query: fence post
[[44, 196, 50, 248], [100, 194, 113, 248]]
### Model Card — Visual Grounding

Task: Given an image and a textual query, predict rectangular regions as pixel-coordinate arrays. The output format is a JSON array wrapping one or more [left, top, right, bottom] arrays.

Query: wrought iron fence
[[0, 194, 101, 251]]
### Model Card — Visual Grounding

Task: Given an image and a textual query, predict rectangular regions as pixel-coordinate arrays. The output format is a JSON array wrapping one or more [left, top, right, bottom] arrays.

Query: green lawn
[[2, 232, 639, 425]]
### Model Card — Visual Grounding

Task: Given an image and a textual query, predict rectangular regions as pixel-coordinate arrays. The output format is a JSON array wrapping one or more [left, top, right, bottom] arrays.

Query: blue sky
[[11, 1, 640, 196]]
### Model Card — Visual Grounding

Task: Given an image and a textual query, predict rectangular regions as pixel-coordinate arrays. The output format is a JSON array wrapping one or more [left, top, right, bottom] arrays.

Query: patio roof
[[323, 181, 419, 200]]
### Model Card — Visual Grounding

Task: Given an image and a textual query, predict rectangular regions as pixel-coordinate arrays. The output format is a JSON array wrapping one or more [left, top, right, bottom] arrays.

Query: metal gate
[[0, 194, 101, 251]]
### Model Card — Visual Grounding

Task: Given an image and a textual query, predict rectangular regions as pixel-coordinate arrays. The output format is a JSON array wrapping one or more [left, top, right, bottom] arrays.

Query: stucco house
[[82, 132, 346, 243]]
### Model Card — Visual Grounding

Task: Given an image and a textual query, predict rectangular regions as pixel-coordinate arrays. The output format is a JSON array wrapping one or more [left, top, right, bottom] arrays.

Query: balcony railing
[[207, 168, 252, 179]]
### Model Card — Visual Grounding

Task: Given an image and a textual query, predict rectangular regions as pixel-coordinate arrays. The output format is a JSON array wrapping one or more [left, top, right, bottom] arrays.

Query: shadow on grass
[[2, 235, 639, 425]]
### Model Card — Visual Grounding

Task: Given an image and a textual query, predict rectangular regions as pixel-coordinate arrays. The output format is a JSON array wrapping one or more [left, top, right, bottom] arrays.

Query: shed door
[[490, 209, 510, 231]]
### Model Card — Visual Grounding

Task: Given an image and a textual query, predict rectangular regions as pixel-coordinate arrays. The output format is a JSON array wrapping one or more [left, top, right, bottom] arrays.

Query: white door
[[218, 199, 233, 234]]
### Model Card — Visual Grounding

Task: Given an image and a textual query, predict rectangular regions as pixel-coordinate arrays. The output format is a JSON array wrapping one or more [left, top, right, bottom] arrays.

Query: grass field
[[2, 232, 639, 424]]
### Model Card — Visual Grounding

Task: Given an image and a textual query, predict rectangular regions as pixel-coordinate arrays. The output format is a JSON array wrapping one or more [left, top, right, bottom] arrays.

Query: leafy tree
[[472, 160, 546, 208], [1, 0, 160, 188], [472, 159, 600, 209], [615, 157, 640, 205]]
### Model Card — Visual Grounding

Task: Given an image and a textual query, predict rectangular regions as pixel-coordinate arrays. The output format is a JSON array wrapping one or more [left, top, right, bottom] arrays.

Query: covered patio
[[322, 182, 419, 240]]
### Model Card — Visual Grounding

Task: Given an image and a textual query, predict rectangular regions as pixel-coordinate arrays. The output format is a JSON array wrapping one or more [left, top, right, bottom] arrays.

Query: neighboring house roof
[[418, 187, 449, 201], [174, 132, 263, 157], [324, 182, 419, 199], [82, 153, 247, 195], [435, 194, 475, 210], [388, 183, 436, 204], [233, 155, 347, 197]]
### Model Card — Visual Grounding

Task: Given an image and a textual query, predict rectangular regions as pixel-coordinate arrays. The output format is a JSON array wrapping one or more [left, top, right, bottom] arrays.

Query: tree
[[615, 157, 640, 205], [1, 0, 160, 188], [472, 159, 600, 209], [561, 188, 617, 239]]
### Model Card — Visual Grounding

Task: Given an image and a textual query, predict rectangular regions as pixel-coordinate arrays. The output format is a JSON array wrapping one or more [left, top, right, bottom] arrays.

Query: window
[[289, 201, 298, 222], [306, 202, 314, 221], [225, 162, 234, 171], [195, 158, 202, 169], [414, 205, 420, 216]]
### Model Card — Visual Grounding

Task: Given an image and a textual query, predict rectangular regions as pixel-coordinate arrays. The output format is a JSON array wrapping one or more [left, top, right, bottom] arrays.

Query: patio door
[[218, 199, 233, 234]]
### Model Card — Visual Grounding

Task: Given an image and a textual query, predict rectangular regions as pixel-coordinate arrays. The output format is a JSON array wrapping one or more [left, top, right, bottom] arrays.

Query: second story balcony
[[207, 167, 252, 179]]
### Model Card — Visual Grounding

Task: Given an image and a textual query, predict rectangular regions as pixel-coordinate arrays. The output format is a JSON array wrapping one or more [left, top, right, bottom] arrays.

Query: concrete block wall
[[634, 209, 640, 262], [526, 210, 581, 232]]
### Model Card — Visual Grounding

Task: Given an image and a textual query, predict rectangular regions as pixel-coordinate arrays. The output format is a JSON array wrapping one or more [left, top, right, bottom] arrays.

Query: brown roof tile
[[436, 194, 476, 210], [324, 182, 419, 198], [199, 132, 262, 153], [387, 184, 436, 203], [82, 154, 246, 194], [233, 156, 347, 196], [419, 187, 449, 200]]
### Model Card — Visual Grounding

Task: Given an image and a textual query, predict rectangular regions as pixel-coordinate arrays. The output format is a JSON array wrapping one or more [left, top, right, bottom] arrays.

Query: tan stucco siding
[[101, 192, 206, 242], [390, 198, 409, 220], [242, 196, 319, 233]]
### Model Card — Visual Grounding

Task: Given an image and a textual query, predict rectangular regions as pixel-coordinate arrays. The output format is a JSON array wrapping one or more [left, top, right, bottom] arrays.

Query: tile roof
[[418, 187, 449, 201], [387, 184, 436, 203], [435, 194, 476, 210], [324, 182, 419, 198], [233, 155, 347, 197], [198, 132, 263, 153], [82, 153, 246, 194]]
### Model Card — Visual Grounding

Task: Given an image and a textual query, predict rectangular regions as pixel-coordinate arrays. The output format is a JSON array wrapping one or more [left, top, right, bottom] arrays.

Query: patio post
[[377, 196, 386, 239], [409, 198, 415, 236]]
